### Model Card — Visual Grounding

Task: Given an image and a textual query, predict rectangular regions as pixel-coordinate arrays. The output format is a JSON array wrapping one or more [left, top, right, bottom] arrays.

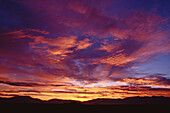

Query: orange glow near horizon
[[0, 81, 170, 102]]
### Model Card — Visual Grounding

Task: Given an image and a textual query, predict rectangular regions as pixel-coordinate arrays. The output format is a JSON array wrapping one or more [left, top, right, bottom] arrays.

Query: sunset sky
[[0, 0, 170, 102]]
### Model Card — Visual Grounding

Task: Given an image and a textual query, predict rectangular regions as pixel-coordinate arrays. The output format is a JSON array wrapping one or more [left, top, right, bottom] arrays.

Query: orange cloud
[[76, 38, 93, 50], [97, 40, 118, 52], [0, 84, 170, 102], [93, 53, 135, 66]]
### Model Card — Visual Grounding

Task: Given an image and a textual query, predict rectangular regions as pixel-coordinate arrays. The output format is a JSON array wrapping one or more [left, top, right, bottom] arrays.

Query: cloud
[[115, 76, 170, 87], [0, 81, 47, 87], [0, 0, 169, 101], [76, 38, 93, 50], [0, 0, 169, 81], [0, 85, 170, 101]]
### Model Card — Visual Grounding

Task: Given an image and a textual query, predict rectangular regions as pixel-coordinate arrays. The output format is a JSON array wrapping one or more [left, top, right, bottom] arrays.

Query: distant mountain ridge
[[0, 96, 170, 104], [0, 96, 79, 104], [83, 96, 170, 105]]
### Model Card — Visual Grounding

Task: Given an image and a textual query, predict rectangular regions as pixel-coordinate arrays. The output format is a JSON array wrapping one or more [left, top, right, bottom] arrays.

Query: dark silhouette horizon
[[1, 95, 170, 105]]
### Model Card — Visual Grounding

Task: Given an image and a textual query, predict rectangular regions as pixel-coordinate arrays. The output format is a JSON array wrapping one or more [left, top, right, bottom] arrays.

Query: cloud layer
[[0, 0, 169, 101]]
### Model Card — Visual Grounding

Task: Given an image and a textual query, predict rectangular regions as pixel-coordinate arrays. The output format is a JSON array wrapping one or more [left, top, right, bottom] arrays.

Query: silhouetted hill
[[0, 96, 169, 112], [46, 98, 80, 104], [0, 96, 80, 104], [83, 96, 170, 105], [0, 96, 43, 104], [0, 96, 169, 105]]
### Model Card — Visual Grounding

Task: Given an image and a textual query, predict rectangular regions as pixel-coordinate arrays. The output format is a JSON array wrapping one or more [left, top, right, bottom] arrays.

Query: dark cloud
[[0, 89, 40, 93], [0, 0, 45, 32], [0, 80, 46, 87], [149, 88, 170, 91], [51, 90, 97, 94]]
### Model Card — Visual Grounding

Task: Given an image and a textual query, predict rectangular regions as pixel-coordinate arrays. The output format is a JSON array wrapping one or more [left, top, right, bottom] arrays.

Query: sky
[[0, 0, 170, 102]]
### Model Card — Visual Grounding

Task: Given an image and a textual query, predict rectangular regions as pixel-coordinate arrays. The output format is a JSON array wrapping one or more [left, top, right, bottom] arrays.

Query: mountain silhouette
[[0, 96, 170, 104], [46, 98, 80, 104], [0, 96, 43, 104], [83, 96, 170, 105], [0, 96, 80, 104], [0, 96, 169, 112]]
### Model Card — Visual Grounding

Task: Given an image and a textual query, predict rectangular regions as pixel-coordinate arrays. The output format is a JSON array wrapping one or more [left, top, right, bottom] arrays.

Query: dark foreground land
[[0, 96, 170, 113], [0, 103, 169, 113]]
